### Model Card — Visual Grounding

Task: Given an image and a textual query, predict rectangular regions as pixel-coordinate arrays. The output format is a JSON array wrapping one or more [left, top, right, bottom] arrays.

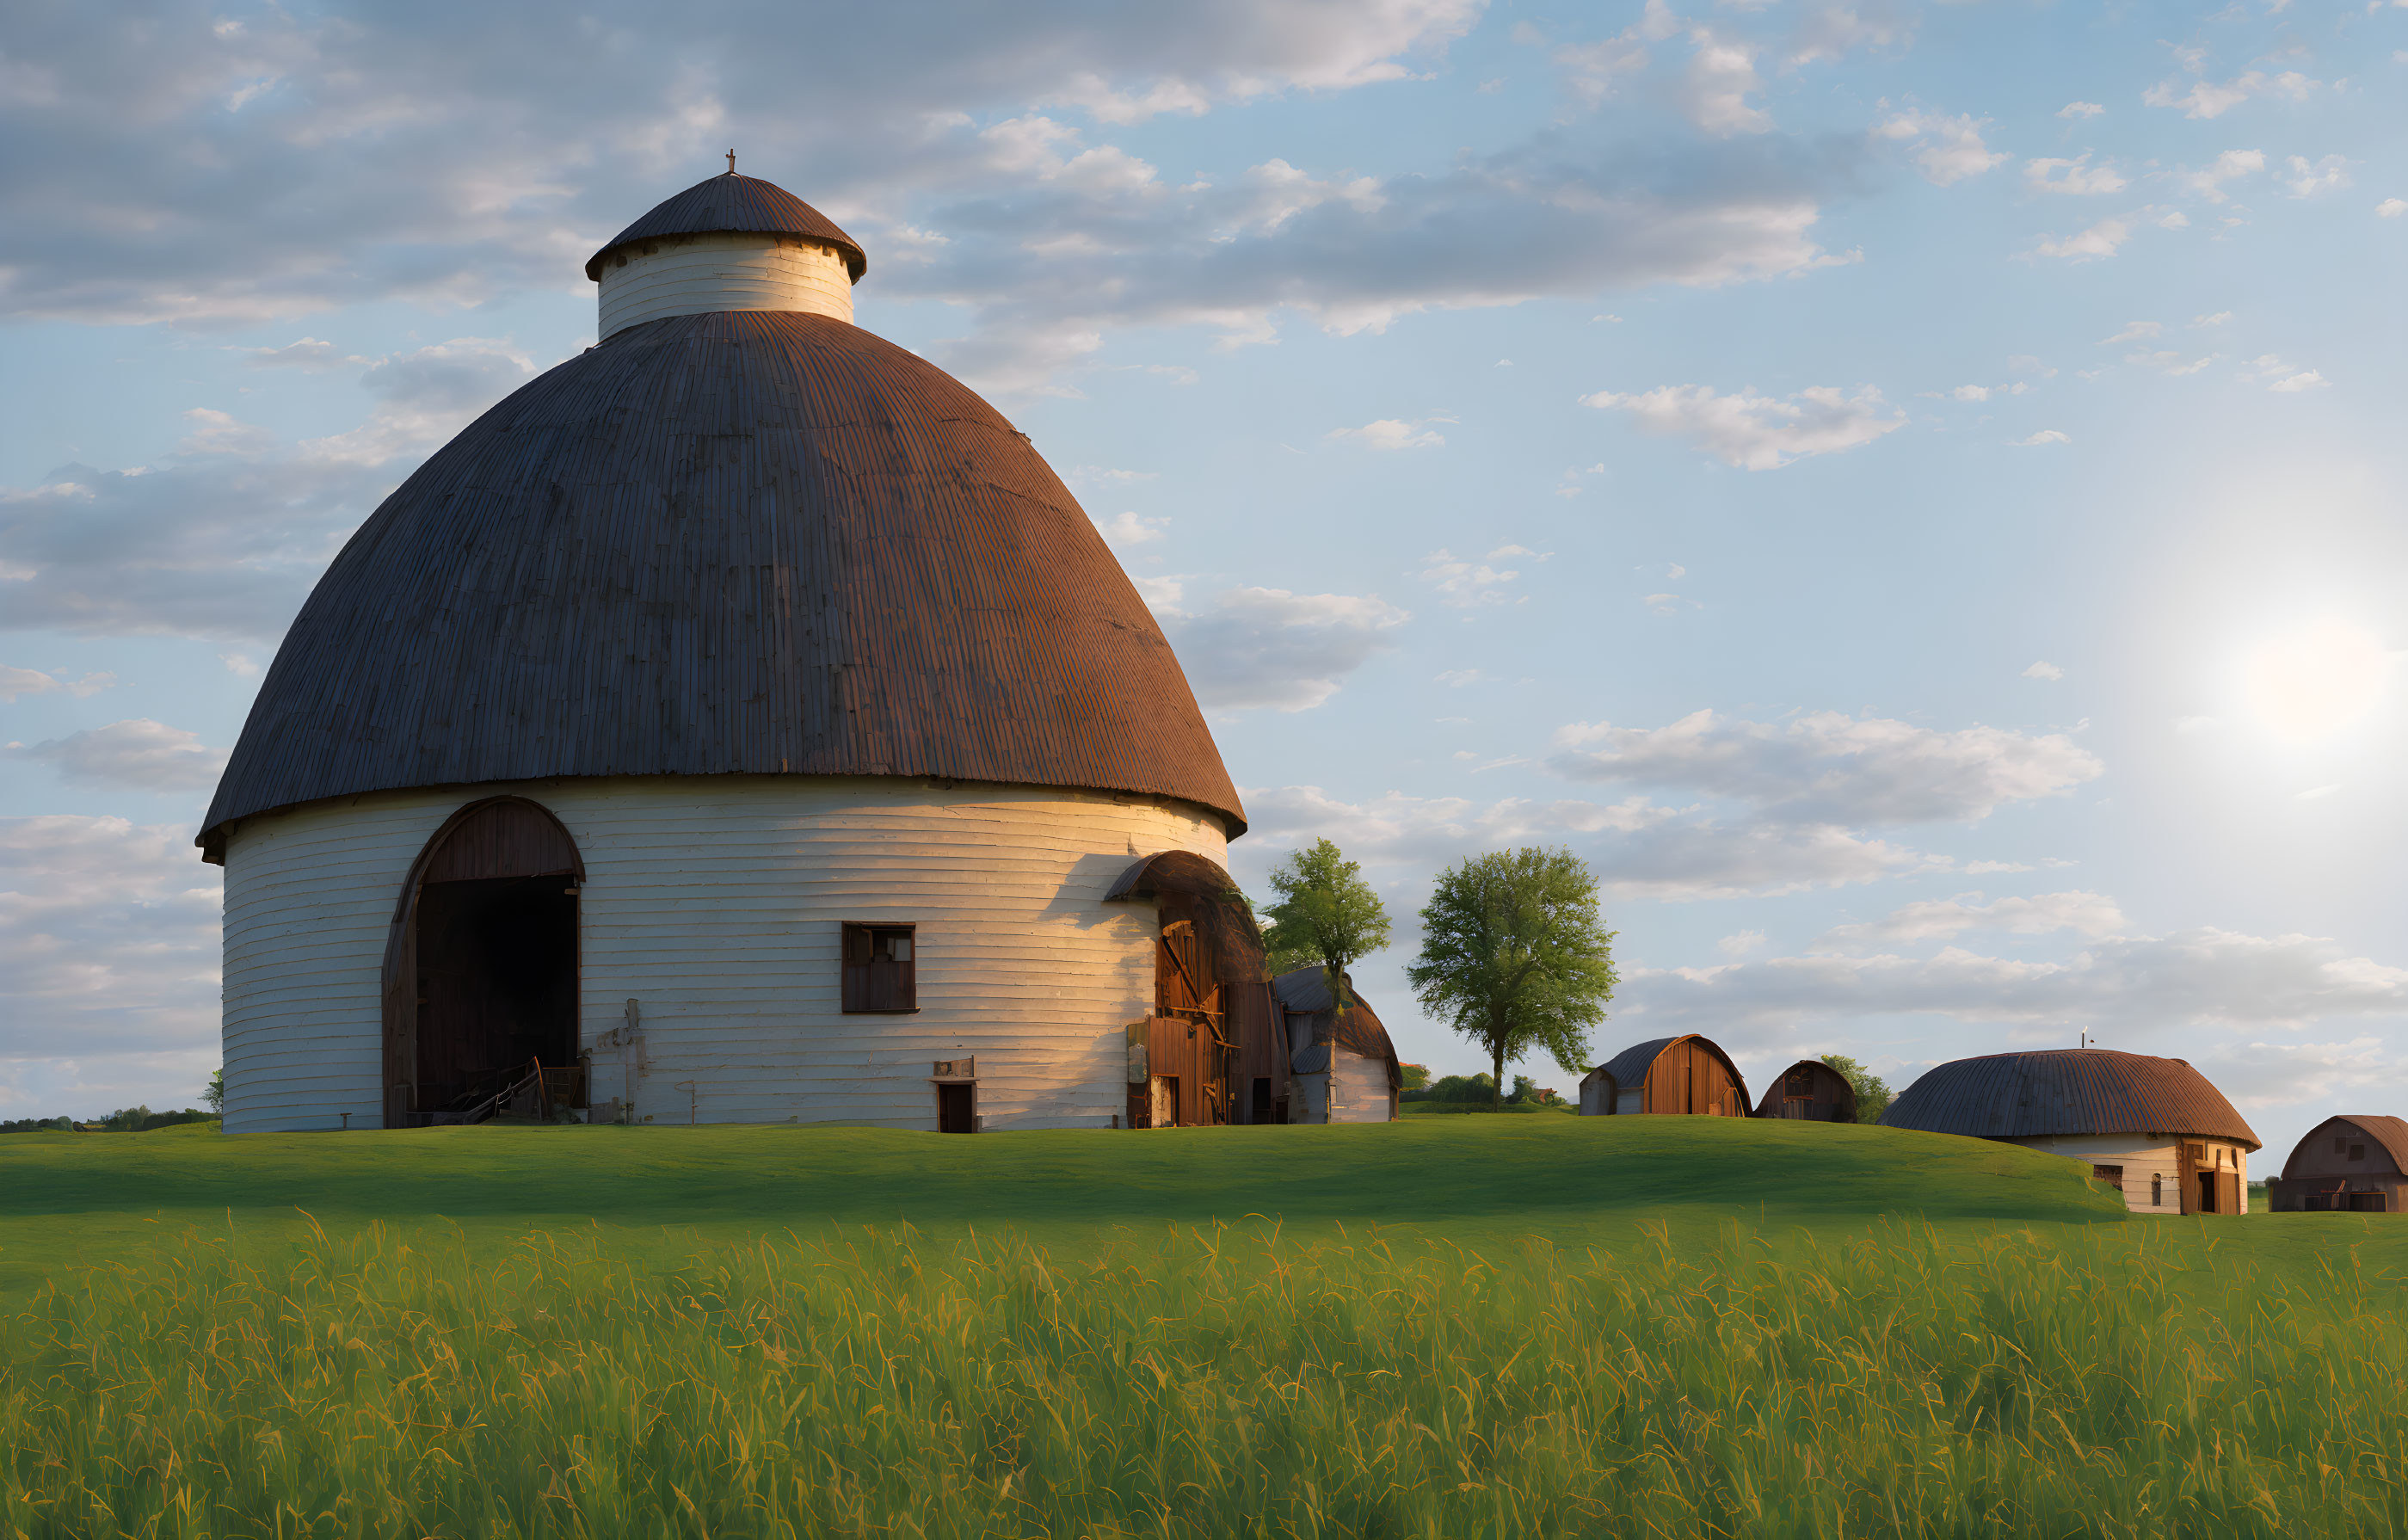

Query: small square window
[[842, 923, 916, 1013], [2349, 1143, 2367, 1162]]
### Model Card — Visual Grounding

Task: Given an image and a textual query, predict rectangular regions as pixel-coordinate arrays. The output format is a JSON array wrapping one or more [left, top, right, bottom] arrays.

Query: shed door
[[1156, 918, 1229, 1126]]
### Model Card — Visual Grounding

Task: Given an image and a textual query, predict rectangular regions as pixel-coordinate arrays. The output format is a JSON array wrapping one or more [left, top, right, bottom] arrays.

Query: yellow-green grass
[[8, 1118, 2408, 1537]]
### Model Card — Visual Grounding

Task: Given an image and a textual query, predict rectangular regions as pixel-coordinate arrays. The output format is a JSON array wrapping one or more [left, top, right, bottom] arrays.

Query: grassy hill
[[9, 1118, 2407, 1537], [3, 1113, 2118, 1294]]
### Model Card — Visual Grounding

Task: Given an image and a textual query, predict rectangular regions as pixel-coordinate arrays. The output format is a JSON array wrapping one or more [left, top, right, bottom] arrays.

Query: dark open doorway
[[383, 798, 584, 1127], [937, 1081, 976, 1133], [414, 875, 578, 1116]]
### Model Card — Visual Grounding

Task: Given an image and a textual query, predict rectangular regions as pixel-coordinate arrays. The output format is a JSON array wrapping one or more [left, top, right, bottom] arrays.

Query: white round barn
[[200, 170, 1271, 1135]]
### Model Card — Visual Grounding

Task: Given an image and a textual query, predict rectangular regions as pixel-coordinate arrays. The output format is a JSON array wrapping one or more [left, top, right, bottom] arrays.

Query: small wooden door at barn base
[[937, 1081, 976, 1134], [1149, 1075, 1179, 1128]]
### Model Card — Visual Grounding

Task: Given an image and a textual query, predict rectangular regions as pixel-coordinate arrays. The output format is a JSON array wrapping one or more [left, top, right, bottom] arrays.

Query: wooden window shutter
[[842, 922, 916, 1013]]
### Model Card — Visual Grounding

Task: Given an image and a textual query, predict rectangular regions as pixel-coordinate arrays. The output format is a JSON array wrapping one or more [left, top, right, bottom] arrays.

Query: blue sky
[[3, 0, 2404, 1153]]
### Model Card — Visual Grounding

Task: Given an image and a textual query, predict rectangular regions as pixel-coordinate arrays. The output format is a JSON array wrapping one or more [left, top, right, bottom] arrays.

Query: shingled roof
[[586, 172, 866, 280], [1878, 1049, 2260, 1149], [200, 308, 1242, 853]]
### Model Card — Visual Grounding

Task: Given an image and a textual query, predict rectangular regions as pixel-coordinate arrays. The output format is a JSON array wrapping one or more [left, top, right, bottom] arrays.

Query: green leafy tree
[[1259, 838, 1392, 1010], [1818, 1054, 1893, 1120], [1407, 847, 1618, 1112], [204, 1069, 225, 1117], [1398, 1063, 1432, 1093]]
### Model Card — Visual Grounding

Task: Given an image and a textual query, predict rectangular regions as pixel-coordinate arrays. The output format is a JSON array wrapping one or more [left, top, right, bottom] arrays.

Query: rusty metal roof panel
[[201, 310, 1243, 846], [1876, 1049, 2260, 1149], [585, 173, 866, 280]]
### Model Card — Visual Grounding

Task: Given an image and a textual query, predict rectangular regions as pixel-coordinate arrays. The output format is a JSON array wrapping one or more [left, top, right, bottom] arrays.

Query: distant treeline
[[1, 1106, 218, 1135], [1400, 1072, 1559, 1106]]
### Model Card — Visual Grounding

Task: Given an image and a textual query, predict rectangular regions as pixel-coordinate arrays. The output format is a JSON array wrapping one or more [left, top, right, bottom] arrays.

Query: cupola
[[583, 159, 870, 337]]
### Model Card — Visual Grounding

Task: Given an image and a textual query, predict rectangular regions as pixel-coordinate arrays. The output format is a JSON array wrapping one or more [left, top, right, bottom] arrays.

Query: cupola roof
[[584, 170, 867, 282]]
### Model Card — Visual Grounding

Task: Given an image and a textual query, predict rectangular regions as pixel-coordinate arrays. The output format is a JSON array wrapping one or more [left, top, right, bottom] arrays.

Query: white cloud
[[1327, 417, 1447, 451], [2282, 154, 2351, 197], [0, 665, 117, 701], [1682, 28, 1771, 136], [2011, 429, 2071, 447], [2239, 354, 2326, 391], [1549, 708, 2103, 825], [1718, 929, 1767, 959], [2023, 154, 2127, 196], [1619, 927, 2408, 1040], [2029, 217, 2132, 262], [1237, 783, 1940, 901], [3, 719, 230, 792], [1433, 668, 1485, 687], [2191, 311, 2232, 327], [2180, 149, 2266, 203], [2023, 660, 2064, 681], [1820, 890, 2128, 946], [2125, 350, 2217, 376], [2144, 71, 2319, 120], [0, 816, 222, 1081], [1873, 108, 2008, 186], [2100, 320, 2162, 345], [240, 336, 370, 372], [1580, 383, 1906, 471], [2379, 199, 2407, 219], [1158, 586, 1407, 712], [1419, 548, 1522, 606], [1065, 465, 1160, 491], [2058, 102, 2106, 120], [0, 338, 539, 643], [1092, 510, 1169, 545]]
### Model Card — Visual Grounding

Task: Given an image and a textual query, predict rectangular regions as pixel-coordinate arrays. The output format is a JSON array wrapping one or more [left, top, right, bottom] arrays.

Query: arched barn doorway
[[381, 798, 584, 1127], [1106, 851, 1272, 1129]]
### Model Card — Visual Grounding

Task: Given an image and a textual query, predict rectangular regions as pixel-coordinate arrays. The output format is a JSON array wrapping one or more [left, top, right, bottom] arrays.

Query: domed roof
[[200, 308, 1243, 853], [1877, 1049, 2259, 1149], [584, 172, 866, 282]]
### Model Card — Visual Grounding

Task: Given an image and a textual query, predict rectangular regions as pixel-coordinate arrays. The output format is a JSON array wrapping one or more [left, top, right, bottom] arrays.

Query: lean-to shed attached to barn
[[1752, 1060, 1858, 1122], [2266, 1116, 2408, 1212], [1579, 1035, 1751, 1117], [201, 167, 1272, 1135], [1876, 1050, 2260, 1214], [1270, 967, 1401, 1124]]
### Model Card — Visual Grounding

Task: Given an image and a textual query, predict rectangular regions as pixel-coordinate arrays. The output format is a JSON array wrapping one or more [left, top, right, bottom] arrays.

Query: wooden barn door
[[1155, 915, 1231, 1125], [382, 798, 584, 1127]]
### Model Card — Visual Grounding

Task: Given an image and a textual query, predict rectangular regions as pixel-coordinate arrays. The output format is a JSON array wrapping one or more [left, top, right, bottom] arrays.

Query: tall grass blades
[[6, 1215, 2407, 1538]]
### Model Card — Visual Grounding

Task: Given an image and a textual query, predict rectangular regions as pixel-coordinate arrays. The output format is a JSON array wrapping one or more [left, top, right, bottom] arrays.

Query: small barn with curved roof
[[1270, 966, 1401, 1125], [205, 168, 1265, 1135], [2266, 1115, 2408, 1213], [1578, 1035, 1750, 1118], [1752, 1059, 1858, 1123], [1877, 1049, 2260, 1214]]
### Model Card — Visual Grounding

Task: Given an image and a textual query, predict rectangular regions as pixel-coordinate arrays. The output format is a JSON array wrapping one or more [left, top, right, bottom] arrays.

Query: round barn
[[2265, 1116, 2408, 1213], [1876, 1050, 2260, 1214], [1578, 1035, 1751, 1117], [201, 169, 1272, 1135], [1752, 1059, 1858, 1122]]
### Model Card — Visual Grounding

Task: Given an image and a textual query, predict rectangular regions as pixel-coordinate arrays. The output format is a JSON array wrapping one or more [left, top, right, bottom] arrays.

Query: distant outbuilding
[[1270, 967, 1401, 1124], [2265, 1116, 2408, 1213], [1752, 1060, 1858, 1123], [1579, 1035, 1750, 1117], [1877, 1049, 2260, 1214]]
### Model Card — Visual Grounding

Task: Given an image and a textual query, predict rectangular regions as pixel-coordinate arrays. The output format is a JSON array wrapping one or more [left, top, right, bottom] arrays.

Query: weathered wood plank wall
[[221, 774, 1223, 1133]]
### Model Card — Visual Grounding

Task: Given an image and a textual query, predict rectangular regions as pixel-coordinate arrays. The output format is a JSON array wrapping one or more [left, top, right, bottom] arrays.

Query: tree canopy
[[1259, 838, 1392, 1007], [1818, 1054, 1894, 1120], [1406, 847, 1617, 1111]]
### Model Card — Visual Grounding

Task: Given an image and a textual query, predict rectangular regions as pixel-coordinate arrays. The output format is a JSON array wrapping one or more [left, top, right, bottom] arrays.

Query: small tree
[[204, 1069, 225, 1117], [1818, 1054, 1893, 1120], [1259, 838, 1392, 1010], [1407, 847, 1617, 1112], [1399, 1063, 1432, 1093]]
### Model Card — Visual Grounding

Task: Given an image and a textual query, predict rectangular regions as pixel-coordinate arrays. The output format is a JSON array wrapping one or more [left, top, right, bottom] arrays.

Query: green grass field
[[7, 1117, 2407, 1537]]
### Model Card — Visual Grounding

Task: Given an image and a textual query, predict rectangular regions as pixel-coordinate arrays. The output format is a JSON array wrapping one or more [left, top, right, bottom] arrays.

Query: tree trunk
[[1491, 1034, 1505, 1112]]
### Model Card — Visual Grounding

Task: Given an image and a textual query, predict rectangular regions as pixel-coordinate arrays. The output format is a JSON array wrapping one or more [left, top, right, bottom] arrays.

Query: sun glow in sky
[[1, 0, 2405, 1157], [2242, 619, 2397, 745]]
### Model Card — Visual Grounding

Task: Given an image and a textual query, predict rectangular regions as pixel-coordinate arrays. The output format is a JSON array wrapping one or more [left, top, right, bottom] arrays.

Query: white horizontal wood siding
[[2004, 1133, 2251, 1214], [1327, 1051, 1392, 1124], [598, 233, 853, 337], [219, 775, 1225, 1133]]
